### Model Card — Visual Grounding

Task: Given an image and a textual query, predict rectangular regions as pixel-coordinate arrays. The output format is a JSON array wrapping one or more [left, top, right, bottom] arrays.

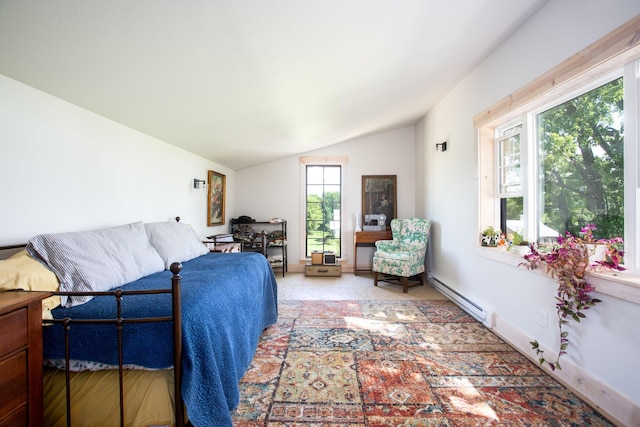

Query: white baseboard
[[288, 263, 305, 273], [492, 314, 640, 427]]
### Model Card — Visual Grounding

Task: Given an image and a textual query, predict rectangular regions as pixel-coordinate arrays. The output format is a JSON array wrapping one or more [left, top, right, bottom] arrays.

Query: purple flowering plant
[[520, 224, 624, 371]]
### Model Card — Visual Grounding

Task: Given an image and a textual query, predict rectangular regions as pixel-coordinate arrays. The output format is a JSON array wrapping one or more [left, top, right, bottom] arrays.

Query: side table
[[353, 230, 392, 275]]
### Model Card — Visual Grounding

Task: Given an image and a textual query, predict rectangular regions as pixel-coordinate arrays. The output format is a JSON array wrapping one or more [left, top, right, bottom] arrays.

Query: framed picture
[[362, 175, 396, 228], [207, 170, 226, 226]]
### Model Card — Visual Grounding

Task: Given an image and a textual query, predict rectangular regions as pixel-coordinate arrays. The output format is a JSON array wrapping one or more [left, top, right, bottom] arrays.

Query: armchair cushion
[[374, 240, 402, 252]]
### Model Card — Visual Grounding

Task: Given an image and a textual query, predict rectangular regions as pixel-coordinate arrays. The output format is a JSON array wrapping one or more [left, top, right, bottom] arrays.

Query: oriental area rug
[[231, 300, 612, 426]]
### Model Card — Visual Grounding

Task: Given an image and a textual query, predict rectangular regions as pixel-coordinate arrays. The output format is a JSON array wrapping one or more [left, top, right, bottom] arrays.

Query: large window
[[306, 165, 341, 257], [476, 18, 640, 283], [496, 77, 625, 243], [537, 77, 624, 240]]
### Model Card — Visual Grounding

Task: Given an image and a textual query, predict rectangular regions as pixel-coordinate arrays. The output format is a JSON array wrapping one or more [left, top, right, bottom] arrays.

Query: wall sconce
[[193, 178, 206, 189], [435, 141, 447, 152]]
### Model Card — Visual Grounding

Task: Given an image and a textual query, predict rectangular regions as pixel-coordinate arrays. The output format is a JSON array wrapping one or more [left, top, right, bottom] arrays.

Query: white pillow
[[26, 222, 165, 307], [144, 221, 209, 269]]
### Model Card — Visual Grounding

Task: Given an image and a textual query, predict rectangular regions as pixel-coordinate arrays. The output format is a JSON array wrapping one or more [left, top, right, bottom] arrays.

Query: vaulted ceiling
[[0, 0, 547, 169]]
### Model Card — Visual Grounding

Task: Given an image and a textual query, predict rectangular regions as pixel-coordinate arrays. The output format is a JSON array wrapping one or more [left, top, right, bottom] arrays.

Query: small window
[[502, 196, 524, 240], [497, 122, 523, 196], [496, 122, 525, 236]]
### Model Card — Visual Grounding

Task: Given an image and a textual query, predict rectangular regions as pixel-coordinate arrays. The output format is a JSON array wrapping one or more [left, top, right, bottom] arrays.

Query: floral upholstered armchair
[[372, 218, 431, 293]]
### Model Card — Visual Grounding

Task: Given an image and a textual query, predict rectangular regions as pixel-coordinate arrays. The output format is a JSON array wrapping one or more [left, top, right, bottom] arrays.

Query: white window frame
[[624, 59, 640, 275]]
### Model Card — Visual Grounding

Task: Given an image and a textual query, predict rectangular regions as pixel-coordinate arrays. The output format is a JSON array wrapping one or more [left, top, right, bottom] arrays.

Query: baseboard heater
[[427, 273, 494, 328]]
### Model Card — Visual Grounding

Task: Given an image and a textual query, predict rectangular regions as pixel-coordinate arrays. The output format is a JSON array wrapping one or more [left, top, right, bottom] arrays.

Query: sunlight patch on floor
[[448, 377, 499, 421], [343, 316, 406, 335]]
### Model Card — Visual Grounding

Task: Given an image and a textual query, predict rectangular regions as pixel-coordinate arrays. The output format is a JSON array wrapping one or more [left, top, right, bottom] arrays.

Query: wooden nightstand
[[0, 291, 50, 427]]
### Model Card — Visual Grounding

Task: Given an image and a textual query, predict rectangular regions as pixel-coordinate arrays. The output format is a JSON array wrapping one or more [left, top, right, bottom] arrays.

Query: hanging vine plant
[[520, 224, 624, 371]]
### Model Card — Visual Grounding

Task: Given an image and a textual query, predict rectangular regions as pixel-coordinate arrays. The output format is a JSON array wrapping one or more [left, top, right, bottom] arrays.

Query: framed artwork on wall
[[208, 170, 226, 226], [362, 175, 396, 228]]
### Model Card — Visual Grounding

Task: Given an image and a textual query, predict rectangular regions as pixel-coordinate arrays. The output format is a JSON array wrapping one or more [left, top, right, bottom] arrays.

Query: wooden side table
[[0, 291, 51, 427], [353, 230, 392, 275]]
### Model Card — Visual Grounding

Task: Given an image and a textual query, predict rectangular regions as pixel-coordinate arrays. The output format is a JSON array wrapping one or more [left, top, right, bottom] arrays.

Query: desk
[[353, 230, 392, 274]]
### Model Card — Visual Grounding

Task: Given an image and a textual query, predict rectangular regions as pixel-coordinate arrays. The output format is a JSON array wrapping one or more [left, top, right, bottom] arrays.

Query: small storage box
[[311, 251, 323, 265], [305, 263, 341, 277], [323, 252, 336, 265]]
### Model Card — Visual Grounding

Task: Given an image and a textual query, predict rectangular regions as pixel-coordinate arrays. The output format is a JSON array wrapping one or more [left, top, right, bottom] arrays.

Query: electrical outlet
[[538, 310, 548, 329]]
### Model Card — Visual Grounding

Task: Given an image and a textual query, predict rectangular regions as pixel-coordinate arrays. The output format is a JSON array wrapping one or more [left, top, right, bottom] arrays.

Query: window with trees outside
[[537, 77, 624, 240], [476, 18, 640, 294], [498, 77, 624, 244], [497, 121, 524, 237], [306, 165, 341, 258]]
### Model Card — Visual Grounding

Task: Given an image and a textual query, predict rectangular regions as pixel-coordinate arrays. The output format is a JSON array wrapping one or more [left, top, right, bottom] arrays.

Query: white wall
[[0, 75, 233, 243], [235, 126, 416, 270], [417, 1, 640, 423]]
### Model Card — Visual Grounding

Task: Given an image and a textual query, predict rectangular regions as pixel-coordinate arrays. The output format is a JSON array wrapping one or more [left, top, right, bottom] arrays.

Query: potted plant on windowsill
[[520, 224, 624, 371], [509, 240, 531, 255], [507, 230, 530, 255], [481, 226, 501, 247]]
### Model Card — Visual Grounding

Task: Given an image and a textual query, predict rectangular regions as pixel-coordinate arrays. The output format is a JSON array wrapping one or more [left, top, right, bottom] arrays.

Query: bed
[[0, 220, 278, 427]]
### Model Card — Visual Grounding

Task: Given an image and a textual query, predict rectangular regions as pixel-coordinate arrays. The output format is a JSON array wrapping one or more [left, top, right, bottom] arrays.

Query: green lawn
[[307, 232, 341, 257]]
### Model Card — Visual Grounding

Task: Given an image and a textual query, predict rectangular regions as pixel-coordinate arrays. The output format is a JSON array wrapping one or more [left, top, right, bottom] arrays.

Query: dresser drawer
[[0, 291, 50, 427], [0, 405, 27, 427], [0, 351, 27, 424], [0, 308, 28, 356]]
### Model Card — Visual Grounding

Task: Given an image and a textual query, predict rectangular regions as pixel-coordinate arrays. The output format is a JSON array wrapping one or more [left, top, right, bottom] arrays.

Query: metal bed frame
[[0, 244, 185, 427]]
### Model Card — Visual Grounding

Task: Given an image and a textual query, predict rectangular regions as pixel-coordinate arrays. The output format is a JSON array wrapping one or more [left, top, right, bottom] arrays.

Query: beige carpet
[[276, 272, 447, 301]]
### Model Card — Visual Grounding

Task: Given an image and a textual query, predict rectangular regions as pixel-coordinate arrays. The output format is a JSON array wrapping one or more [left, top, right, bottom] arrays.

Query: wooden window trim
[[474, 15, 640, 128]]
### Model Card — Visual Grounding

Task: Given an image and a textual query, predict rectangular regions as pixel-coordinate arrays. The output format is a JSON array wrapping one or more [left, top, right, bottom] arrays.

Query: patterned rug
[[231, 300, 613, 426]]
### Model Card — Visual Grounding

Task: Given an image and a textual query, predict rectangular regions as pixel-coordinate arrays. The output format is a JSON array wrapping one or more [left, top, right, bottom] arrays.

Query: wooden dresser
[[0, 291, 49, 427]]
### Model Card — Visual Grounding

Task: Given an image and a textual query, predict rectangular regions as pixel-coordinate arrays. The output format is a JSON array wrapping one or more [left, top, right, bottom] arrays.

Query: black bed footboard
[[43, 262, 185, 427]]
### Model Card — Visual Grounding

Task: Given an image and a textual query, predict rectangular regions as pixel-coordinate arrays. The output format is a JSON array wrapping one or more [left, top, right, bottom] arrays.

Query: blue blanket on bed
[[43, 252, 278, 427]]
